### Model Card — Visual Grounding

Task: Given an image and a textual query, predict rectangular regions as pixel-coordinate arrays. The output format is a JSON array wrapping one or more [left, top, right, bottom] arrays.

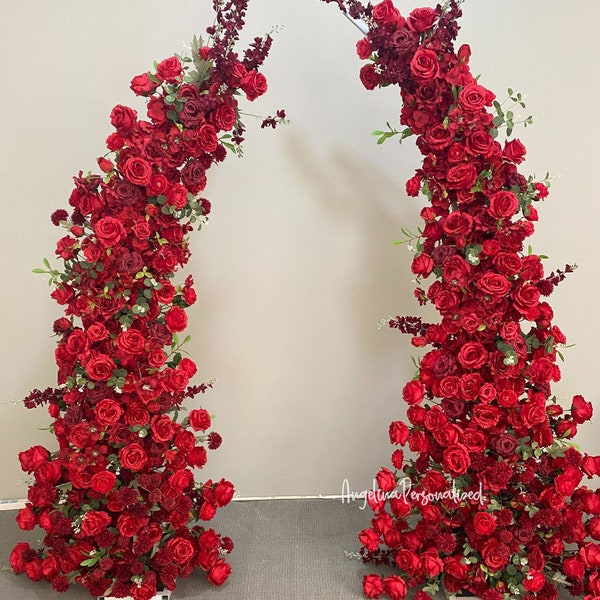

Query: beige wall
[[1, 1, 599, 499]]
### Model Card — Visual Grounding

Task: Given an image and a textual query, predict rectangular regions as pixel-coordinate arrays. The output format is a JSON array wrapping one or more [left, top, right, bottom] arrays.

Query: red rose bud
[[97, 157, 113, 173]]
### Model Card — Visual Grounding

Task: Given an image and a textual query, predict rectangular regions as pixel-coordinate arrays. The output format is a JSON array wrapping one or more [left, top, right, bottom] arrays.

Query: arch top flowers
[[12, 2, 284, 599], [323, 0, 600, 599]]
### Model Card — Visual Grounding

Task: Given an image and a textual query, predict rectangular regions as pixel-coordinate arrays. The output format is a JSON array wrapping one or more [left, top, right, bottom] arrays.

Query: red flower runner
[[323, 1, 600, 599], [11, 2, 284, 599]]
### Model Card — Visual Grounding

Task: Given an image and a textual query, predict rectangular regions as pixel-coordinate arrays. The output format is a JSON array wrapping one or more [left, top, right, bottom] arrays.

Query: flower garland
[[10, 2, 284, 598], [323, 1, 600, 599]]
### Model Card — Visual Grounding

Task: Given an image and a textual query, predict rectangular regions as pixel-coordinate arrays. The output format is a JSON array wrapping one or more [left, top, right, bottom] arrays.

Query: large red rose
[[85, 354, 116, 382], [457, 342, 488, 370], [189, 408, 212, 432], [90, 471, 117, 494], [410, 48, 440, 80], [165, 306, 188, 332], [402, 380, 425, 405], [110, 104, 137, 133], [389, 421, 409, 445], [473, 512, 496, 535], [572, 394, 593, 424], [119, 443, 148, 471], [359, 64, 380, 90], [383, 575, 407, 600], [167, 537, 196, 565], [458, 83, 495, 111], [442, 444, 470, 476], [18, 445, 50, 473], [372, 0, 405, 28], [488, 190, 519, 219], [363, 574, 384, 599], [407, 7, 437, 32], [156, 56, 182, 83], [121, 156, 153, 186], [240, 71, 268, 101], [206, 559, 231, 585], [81, 510, 111, 536], [481, 541, 510, 571], [94, 216, 125, 249], [94, 399, 123, 426]]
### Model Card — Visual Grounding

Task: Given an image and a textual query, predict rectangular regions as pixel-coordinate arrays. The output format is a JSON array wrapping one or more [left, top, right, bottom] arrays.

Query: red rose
[[121, 156, 153, 186], [477, 273, 511, 296], [156, 56, 182, 83], [359, 64, 380, 90], [376, 467, 396, 492], [116, 329, 145, 355], [94, 399, 123, 426], [512, 283, 541, 319], [10, 542, 33, 574], [198, 123, 219, 153], [150, 414, 176, 442], [90, 470, 117, 494], [94, 216, 125, 249], [520, 397, 547, 428], [442, 211, 473, 237], [473, 512, 496, 535], [189, 408, 212, 432], [410, 48, 440, 80], [389, 421, 409, 445], [503, 138, 527, 164], [81, 510, 111, 536], [117, 513, 144, 537], [206, 559, 231, 585], [458, 83, 495, 111], [442, 444, 470, 476], [402, 380, 425, 405], [240, 71, 268, 101], [214, 479, 235, 507], [85, 354, 116, 382], [424, 124, 454, 150], [187, 446, 207, 469], [582, 455, 600, 477], [166, 183, 189, 209], [383, 575, 407, 600], [119, 443, 148, 471], [167, 537, 196, 565], [572, 394, 593, 424], [110, 104, 137, 133], [130, 72, 158, 96], [211, 104, 237, 131], [555, 466, 583, 496], [16, 506, 36, 530], [580, 542, 600, 568], [165, 306, 188, 332], [446, 163, 478, 190], [472, 404, 500, 429], [563, 556, 585, 580], [360, 528, 381, 552], [411, 253, 434, 277], [356, 38, 372, 60], [18, 445, 50, 473], [493, 433, 518, 457], [407, 7, 437, 32], [523, 570, 545, 592], [363, 574, 384, 599], [481, 541, 510, 570], [457, 342, 488, 370], [169, 469, 193, 493], [372, 0, 405, 27], [420, 550, 444, 577], [488, 190, 519, 219]]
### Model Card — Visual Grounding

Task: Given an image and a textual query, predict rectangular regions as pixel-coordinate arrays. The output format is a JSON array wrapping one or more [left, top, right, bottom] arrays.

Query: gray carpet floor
[[0, 499, 577, 599]]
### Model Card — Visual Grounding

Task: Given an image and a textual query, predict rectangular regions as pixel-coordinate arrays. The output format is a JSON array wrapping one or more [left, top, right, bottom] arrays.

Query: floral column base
[[98, 590, 172, 600]]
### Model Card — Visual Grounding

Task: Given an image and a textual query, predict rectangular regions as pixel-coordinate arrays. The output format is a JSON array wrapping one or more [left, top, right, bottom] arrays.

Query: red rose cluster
[[325, 0, 600, 598], [11, 2, 281, 598]]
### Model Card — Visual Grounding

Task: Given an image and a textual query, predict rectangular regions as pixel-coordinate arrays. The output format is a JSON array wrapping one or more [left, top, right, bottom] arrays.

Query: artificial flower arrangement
[[10, 1, 284, 598], [323, 0, 600, 599]]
